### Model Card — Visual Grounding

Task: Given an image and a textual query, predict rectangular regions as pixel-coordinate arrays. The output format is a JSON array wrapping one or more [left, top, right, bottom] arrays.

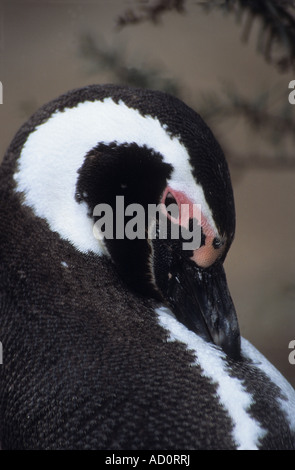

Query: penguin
[[0, 84, 294, 450]]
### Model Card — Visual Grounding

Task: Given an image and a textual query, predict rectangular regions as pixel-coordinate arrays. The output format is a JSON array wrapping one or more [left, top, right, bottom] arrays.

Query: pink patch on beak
[[161, 187, 201, 227], [161, 186, 225, 268]]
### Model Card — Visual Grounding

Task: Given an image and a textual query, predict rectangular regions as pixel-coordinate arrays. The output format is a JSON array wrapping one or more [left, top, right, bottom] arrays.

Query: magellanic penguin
[[0, 84, 294, 450]]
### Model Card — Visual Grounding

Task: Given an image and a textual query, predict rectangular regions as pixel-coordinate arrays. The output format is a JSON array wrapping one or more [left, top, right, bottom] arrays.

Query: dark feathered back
[[0, 85, 294, 449]]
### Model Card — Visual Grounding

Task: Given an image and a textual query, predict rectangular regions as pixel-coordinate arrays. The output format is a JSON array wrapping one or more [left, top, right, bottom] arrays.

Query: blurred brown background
[[0, 0, 294, 387]]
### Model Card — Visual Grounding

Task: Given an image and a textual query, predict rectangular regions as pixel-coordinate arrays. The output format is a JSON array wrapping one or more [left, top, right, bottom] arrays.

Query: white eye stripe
[[14, 98, 216, 253]]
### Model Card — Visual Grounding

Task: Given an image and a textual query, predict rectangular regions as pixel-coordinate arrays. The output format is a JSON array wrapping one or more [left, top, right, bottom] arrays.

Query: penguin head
[[13, 84, 240, 359]]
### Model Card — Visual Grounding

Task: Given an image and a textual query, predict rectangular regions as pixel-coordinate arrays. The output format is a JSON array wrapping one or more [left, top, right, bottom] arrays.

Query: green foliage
[[79, 33, 183, 97], [117, 0, 295, 71], [78, 1, 295, 172]]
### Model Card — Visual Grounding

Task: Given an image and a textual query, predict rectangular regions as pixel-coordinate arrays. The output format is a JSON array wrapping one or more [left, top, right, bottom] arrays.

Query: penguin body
[[0, 84, 294, 449]]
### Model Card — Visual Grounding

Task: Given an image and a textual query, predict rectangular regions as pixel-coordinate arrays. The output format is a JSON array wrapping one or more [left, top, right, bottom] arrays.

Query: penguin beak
[[164, 259, 241, 360]]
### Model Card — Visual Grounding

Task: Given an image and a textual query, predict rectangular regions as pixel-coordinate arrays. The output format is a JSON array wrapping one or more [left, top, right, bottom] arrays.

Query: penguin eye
[[164, 192, 179, 219]]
